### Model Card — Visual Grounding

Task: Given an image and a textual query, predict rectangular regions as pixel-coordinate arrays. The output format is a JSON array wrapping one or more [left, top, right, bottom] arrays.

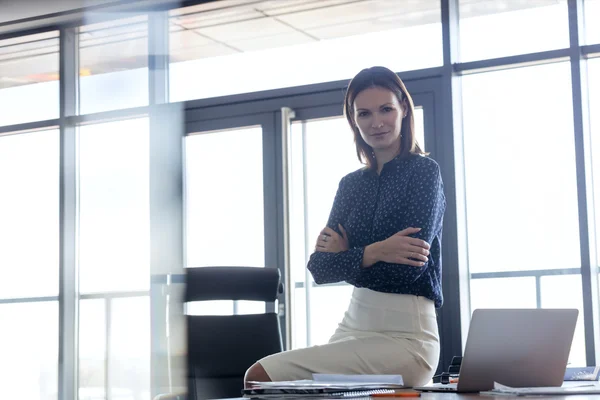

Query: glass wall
[[0, 128, 59, 400], [459, 0, 569, 61], [169, 0, 442, 101], [184, 125, 266, 316], [589, 57, 600, 318], [458, 0, 597, 367], [78, 117, 151, 399], [0, 32, 59, 126], [1, 0, 600, 398], [79, 16, 149, 114]]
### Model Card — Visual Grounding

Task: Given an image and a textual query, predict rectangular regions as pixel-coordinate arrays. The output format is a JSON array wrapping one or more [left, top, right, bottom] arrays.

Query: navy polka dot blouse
[[307, 153, 446, 308]]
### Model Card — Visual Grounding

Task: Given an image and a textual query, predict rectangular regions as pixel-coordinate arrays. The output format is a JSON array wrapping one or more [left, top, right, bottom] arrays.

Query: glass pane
[[79, 16, 148, 114], [0, 130, 59, 298], [0, 302, 58, 400], [459, 0, 569, 62], [79, 299, 106, 400], [293, 287, 308, 350], [0, 31, 59, 126], [185, 126, 264, 268], [109, 296, 150, 400], [469, 277, 537, 310], [79, 118, 150, 293], [462, 62, 580, 273], [309, 285, 353, 346], [169, 1, 442, 101], [540, 275, 586, 367], [588, 58, 600, 311], [585, 0, 600, 45]]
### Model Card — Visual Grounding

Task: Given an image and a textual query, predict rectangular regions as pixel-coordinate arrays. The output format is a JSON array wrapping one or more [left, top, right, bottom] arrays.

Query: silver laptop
[[415, 308, 578, 393]]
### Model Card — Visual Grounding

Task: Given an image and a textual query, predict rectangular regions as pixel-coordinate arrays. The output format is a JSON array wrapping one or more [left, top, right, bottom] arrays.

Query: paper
[[244, 380, 399, 399], [313, 374, 404, 386], [244, 377, 404, 399], [480, 381, 600, 396]]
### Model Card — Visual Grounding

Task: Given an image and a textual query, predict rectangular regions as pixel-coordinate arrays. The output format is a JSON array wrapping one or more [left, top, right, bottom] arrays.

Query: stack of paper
[[480, 382, 600, 396], [243, 374, 404, 399]]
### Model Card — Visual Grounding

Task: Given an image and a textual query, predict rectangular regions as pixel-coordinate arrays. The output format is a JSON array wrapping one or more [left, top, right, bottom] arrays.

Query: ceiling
[[0, 0, 564, 89]]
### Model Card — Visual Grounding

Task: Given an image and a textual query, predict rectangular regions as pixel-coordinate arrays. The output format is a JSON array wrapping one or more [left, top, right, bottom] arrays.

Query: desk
[[219, 395, 600, 400], [417, 394, 598, 400]]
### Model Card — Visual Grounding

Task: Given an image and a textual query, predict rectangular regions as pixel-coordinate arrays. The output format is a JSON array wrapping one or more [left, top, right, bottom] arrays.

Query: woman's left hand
[[315, 224, 349, 253]]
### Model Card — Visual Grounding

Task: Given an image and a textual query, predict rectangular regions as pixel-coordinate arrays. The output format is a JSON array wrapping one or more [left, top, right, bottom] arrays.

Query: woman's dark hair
[[343, 66, 426, 170]]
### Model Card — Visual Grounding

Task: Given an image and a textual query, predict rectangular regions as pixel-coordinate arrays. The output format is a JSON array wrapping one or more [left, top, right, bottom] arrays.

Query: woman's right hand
[[376, 227, 430, 267]]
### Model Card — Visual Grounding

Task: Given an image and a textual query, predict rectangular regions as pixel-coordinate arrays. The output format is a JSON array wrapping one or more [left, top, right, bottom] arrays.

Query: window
[[459, 0, 569, 62], [461, 61, 586, 363], [588, 58, 600, 320], [79, 16, 148, 114], [0, 302, 58, 400], [184, 126, 265, 269], [470, 277, 537, 310], [79, 299, 107, 399], [540, 275, 586, 367], [78, 118, 151, 399], [169, 0, 442, 101], [78, 118, 150, 293], [0, 129, 59, 298], [585, 0, 600, 45], [0, 31, 59, 126], [462, 62, 579, 274]]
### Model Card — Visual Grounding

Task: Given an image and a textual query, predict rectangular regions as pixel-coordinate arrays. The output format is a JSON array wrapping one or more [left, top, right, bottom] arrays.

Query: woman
[[245, 66, 446, 388]]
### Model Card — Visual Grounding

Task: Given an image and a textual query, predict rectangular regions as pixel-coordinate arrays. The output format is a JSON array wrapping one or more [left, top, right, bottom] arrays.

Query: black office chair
[[185, 266, 283, 400]]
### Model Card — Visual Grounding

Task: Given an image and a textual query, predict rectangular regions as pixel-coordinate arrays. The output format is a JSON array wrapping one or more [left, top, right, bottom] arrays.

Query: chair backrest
[[185, 267, 283, 400]]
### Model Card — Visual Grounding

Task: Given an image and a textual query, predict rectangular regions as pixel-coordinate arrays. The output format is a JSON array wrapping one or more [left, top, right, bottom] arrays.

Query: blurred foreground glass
[[169, 0, 442, 101], [78, 118, 150, 293], [0, 31, 59, 126], [461, 62, 579, 273], [0, 129, 59, 298], [79, 15, 148, 114], [459, 0, 569, 62]]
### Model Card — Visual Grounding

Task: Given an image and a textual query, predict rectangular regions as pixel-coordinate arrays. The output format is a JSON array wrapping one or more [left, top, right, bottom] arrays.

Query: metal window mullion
[[438, 0, 467, 374], [105, 298, 112, 400], [148, 10, 169, 105], [535, 276, 542, 309], [301, 121, 312, 348], [568, 0, 600, 366], [58, 26, 79, 400]]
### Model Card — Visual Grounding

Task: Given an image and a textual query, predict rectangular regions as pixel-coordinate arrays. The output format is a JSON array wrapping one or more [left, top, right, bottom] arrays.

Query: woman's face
[[352, 86, 405, 152]]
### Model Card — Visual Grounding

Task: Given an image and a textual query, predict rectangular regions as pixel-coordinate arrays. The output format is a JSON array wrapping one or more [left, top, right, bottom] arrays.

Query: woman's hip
[[332, 287, 439, 341]]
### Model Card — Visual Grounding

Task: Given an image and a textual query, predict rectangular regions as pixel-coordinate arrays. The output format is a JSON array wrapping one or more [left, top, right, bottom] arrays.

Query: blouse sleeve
[[307, 176, 365, 284], [372, 159, 446, 282]]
